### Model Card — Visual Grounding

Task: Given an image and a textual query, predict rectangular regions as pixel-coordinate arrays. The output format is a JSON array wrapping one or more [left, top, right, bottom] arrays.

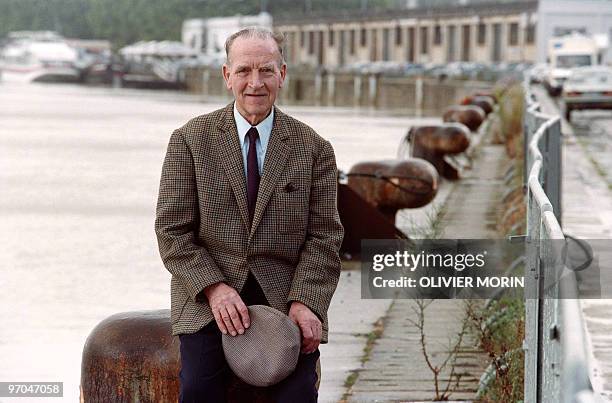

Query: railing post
[[524, 191, 541, 403], [368, 73, 378, 109], [523, 101, 532, 191], [353, 74, 362, 108], [544, 118, 562, 226], [202, 69, 210, 96], [415, 76, 423, 117], [327, 72, 335, 107], [540, 213, 564, 403], [314, 70, 322, 107]]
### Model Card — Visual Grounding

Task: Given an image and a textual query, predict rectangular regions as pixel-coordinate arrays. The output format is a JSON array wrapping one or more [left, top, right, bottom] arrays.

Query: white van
[[544, 33, 601, 96]]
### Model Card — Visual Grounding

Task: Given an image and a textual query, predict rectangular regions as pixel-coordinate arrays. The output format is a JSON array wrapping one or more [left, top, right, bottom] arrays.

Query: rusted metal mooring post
[[442, 105, 486, 132], [460, 94, 495, 115], [337, 159, 439, 258], [81, 310, 293, 403], [406, 123, 470, 180]]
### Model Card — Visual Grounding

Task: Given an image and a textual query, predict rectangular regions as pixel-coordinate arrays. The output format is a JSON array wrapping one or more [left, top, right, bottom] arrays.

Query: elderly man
[[155, 27, 343, 402]]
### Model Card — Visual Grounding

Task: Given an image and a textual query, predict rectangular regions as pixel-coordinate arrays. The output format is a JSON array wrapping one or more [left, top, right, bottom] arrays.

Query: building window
[[361, 27, 367, 47], [491, 23, 501, 62], [447, 25, 456, 62], [509, 23, 519, 46], [371, 29, 378, 61], [420, 26, 428, 54], [350, 29, 356, 55], [477, 23, 486, 45], [316, 31, 323, 65], [395, 25, 402, 46], [407, 27, 415, 62], [462, 25, 470, 61], [382, 28, 390, 61], [300, 30, 305, 48], [339, 31, 346, 65], [434, 25, 442, 45], [329, 30, 334, 46], [554, 27, 587, 36], [526, 24, 535, 44], [309, 31, 314, 54]]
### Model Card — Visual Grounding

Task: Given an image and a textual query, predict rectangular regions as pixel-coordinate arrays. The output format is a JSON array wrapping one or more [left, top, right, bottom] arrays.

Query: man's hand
[[203, 282, 250, 336], [289, 301, 322, 354]]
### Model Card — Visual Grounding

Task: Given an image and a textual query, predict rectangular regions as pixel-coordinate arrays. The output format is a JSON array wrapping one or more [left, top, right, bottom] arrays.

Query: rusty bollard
[[460, 95, 495, 115], [473, 91, 498, 103], [442, 105, 486, 132], [81, 310, 179, 403], [407, 124, 470, 180], [347, 158, 438, 222], [81, 310, 292, 403]]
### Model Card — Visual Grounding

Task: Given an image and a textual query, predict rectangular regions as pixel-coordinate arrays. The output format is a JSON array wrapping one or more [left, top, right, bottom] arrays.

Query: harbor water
[[0, 81, 438, 401]]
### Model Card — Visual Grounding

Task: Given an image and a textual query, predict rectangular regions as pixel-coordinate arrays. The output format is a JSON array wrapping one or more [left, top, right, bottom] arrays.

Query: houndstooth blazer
[[155, 102, 343, 343]]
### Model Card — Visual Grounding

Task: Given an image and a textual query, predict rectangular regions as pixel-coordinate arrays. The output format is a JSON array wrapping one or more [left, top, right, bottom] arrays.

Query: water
[[0, 81, 438, 402]]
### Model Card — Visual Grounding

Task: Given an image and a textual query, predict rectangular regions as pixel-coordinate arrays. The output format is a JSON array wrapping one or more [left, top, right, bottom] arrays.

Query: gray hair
[[224, 26, 285, 67]]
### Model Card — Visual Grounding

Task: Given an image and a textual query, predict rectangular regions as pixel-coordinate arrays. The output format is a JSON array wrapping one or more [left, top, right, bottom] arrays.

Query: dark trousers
[[179, 274, 320, 403]]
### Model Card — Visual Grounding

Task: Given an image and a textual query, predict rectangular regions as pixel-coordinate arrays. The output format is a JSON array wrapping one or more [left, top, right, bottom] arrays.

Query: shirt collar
[[233, 103, 274, 146]]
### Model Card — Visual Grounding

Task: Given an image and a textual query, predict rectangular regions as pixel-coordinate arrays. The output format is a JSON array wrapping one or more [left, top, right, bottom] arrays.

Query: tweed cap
[[222, 305, 301, 387]]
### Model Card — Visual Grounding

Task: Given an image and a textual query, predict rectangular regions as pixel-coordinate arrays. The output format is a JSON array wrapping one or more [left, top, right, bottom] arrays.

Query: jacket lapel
[[214, 103, 251, 232], [249, 106, 291, 240]]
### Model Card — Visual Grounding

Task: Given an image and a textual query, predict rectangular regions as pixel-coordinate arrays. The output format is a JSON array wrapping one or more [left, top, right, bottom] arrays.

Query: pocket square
[[284, 182, 298, 192]]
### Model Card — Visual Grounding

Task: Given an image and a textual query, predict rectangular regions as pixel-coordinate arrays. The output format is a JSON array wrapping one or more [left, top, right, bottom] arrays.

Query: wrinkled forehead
[[227, 36, 282, 67]]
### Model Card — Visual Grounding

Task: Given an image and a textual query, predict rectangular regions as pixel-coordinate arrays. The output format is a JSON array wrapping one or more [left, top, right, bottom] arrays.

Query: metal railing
[[523, 83, 602, 403]]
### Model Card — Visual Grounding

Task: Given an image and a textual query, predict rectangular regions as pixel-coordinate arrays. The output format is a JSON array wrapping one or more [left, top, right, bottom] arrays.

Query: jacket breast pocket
[[274, 180, 310, 234]]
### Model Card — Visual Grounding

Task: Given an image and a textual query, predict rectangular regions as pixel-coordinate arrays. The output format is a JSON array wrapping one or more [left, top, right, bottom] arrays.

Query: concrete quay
[[344, 131, 505, 402]]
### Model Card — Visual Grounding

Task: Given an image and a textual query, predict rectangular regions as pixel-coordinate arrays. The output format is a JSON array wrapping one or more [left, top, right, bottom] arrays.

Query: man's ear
[[222, 64, 231, 90], [279, 63, 287, 88]]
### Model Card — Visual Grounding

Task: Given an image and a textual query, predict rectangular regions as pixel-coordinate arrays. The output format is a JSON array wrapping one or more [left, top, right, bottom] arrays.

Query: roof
[[274, 1, 537, 26]]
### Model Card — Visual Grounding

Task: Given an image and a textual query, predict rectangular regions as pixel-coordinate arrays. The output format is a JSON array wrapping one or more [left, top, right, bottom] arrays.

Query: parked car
[[562, 66, 612, 122]]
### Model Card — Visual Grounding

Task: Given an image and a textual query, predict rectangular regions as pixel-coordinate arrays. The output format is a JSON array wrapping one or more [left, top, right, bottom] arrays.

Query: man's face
[[223, 36, 287, 126]]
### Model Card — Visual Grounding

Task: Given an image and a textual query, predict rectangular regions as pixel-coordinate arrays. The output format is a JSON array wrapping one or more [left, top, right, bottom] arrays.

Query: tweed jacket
[[155, 102, 344, 343]]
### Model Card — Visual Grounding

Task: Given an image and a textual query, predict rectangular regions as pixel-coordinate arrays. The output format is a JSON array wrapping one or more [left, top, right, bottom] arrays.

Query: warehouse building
[[274, 1, 538, 67]]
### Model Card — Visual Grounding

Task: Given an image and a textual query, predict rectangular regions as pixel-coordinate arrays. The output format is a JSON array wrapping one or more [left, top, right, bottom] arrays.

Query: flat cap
[[222, 305, 301, 387]]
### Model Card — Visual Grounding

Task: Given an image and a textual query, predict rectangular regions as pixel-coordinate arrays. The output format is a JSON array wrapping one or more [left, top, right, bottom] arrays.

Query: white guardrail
[[522, 82, 603, 403]]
